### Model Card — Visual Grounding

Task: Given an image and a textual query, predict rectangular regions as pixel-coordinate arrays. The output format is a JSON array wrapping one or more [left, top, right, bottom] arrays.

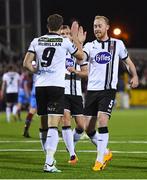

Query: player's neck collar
[[47, 32, 60, 36], [97, 37, 110, 43]]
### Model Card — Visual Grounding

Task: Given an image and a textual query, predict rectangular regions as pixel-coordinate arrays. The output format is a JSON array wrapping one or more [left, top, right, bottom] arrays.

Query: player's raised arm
[[71, 21, 86, 60]]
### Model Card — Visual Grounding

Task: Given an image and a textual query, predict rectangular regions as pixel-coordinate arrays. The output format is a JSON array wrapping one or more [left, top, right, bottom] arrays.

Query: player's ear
[[107, 24, 110, 30]]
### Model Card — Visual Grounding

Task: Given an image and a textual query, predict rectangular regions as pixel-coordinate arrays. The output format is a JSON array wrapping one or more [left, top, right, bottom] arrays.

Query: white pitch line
[[0, 140, 147, 143], [0, 140, 40, 143], [0, 149, 147, 153]]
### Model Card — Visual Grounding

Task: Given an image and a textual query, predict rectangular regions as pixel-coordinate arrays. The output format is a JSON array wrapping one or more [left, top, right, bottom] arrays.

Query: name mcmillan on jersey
[[38, 37, 62, 46], [38, 42, 62, 46]]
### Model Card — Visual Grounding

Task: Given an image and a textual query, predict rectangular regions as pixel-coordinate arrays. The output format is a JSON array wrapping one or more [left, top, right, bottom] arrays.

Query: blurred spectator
[[140, 68, 147, 88], [115, 61, 130, 109], [1, 64, 20, 122], [15, 68, 32, 121]]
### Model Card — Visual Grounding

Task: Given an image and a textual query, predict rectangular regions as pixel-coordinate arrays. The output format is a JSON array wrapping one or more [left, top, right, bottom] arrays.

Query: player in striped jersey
[[81, 15, 139, 171], [23, 14, 85, 173], [60, 25, 88, 164]]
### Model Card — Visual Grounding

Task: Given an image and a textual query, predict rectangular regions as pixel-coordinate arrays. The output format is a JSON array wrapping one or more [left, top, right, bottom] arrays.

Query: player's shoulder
[[15, 72, 20, 77], [62, 36, 72, 45], [110, 37, 124, 44], [83, 40, 96, 48], [84, 40, 95, 45], [2, 72, 7, 78], [31, 34, 49, 43]]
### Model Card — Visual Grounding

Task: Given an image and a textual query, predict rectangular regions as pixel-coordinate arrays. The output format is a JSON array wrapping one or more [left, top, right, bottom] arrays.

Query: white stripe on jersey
[[28, 33, 78, 87], [2, 72, 20, 93], [83, 38, 128, 90], [65, 54, 82, 96]]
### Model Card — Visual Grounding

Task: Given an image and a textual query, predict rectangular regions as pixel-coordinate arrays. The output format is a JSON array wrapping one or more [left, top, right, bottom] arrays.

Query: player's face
[[93, 18, 109, 40], [60, 28, 71, 39]]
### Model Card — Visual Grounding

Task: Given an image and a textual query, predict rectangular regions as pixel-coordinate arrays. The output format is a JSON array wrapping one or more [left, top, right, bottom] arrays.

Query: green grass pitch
[[0, 109, 147, 179]]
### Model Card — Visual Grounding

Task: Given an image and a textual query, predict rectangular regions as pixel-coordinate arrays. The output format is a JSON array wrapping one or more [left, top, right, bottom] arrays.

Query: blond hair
[[94, 15, 110, 25]]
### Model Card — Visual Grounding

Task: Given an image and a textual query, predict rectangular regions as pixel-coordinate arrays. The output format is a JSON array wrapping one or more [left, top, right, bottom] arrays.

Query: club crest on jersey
[[95, 52, 111, 64], [65, 58, 74, 68]]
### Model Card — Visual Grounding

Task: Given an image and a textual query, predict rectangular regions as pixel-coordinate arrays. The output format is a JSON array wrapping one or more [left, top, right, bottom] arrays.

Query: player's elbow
[[76, 51, 85, 61]]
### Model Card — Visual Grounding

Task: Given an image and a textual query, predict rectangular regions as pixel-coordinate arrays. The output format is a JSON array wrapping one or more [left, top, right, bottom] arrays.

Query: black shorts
[[35, 86, 64, 115], [84, 90, 116, 117], [5, 93, 18, 103], [64, 95, 83, 116]]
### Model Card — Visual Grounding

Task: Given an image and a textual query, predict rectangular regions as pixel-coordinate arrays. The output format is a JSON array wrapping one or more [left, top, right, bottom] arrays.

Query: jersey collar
[[47, 32, 60, 36], [97, 37, 110, 43]]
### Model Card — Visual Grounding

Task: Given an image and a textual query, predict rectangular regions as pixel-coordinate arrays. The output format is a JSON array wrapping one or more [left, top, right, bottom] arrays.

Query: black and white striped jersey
[[65, 53, 87, 96], [28, 33, 78, 88], [83, 37, 128, 91]]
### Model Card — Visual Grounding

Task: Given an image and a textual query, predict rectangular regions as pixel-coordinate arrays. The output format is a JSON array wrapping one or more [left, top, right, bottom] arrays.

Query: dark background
[[40, 0, 147, 48]]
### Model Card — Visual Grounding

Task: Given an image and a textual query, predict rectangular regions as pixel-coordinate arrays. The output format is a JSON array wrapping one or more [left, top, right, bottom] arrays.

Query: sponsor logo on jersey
[[65, 58, 74, 68], [95, 52, 111, 64], [38, 37, 63, 42]]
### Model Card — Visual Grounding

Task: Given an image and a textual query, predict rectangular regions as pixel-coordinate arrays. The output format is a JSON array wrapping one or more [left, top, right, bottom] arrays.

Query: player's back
[[28, 33, 78, 88], [3, 71, 20, 93]]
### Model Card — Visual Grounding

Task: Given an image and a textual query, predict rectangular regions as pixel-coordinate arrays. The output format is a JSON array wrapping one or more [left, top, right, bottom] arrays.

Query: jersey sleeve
[[119, 40, 128, 60], [83, 42, 91, 60], [28, 38, 37, 54], [2, 74, 6, 81], [64, 38, 78, 55], [80, 61, 88, 67]]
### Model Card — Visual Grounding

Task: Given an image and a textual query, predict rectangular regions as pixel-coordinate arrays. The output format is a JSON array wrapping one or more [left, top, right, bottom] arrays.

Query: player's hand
[[67, 66, 76, 73], [78, 26, 87, 44], [71, 21, 87, 44], [31, 61, 38, 73], [71, 21, 79, 38], [130, 75, 139, 88]]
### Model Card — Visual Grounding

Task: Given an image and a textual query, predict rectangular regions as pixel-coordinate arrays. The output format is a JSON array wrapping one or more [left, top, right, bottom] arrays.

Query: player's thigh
[[84, 91, 98, 116], [98, 90, 116, 117], [71, 96, 83, 115], [48, 87, 64, 115], [48, 115, 61, 127], [35, 87, 48, 115], [6, 93, 18, 104]]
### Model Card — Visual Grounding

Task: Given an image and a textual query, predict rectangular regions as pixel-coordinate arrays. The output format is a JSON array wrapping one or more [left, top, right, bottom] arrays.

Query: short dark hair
[[47, 14, 63, 31], [60, 25, 70, 30], [7, 64, 15, 72]]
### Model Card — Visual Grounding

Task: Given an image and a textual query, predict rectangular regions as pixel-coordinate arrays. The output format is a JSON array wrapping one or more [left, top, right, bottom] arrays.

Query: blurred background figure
[[15, 68, 32, 121], [1, 64, 20, 122], [115, 60, 130, 109], [23, 74, 37, 138], [140, 68, 147, 88]]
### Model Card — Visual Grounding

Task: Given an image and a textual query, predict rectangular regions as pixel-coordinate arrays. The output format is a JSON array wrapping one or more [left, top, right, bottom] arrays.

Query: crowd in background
[[0, 48, 32, 111], [0, 47, 147, 111]]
